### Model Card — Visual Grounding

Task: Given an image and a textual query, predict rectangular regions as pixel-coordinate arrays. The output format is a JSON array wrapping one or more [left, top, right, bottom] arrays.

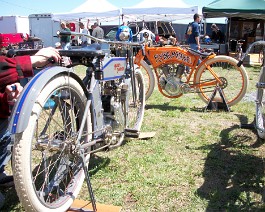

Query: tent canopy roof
[[121, 0, 198, 22], [203, 0, 265, 19], [52, 0, 120, 22]]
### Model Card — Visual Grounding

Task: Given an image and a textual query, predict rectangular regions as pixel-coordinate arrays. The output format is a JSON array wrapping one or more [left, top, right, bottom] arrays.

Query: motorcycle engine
[[158, 64, 190, 96], [101, 81, 127, 145]]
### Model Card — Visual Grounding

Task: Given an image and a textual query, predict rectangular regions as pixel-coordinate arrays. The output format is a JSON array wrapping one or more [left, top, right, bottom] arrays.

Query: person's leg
[[189, 43, 201, 65], [81, 41, 88, 48], [0, 119, 13, 187], [0, 119, 9, 173], [189, 43, 198, 51], [0, 191, 4, 209], [186, 43, 198, 73], [0, 118, 13, 209], [65, 42, 71, 50]]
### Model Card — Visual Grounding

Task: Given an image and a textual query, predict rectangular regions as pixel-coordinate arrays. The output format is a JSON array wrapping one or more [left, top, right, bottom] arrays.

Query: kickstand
[[204, 85, 230, 112], [80, 149, 97, 212]]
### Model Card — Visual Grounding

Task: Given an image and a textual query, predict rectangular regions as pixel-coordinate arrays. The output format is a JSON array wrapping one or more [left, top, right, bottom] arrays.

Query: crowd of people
[[57, 19, 182, 50], [58, 20, 105, 49]]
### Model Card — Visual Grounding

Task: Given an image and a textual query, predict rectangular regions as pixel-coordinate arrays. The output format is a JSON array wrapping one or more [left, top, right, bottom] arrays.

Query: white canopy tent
[[121, 0, 198, 22], [51, 0, 121, 23]]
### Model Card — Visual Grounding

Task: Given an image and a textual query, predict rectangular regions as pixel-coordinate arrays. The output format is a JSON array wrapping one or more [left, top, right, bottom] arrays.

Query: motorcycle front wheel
[[12, 73, 91, 211], [135, 59, 155, 100], [126, 69, 145, 131]]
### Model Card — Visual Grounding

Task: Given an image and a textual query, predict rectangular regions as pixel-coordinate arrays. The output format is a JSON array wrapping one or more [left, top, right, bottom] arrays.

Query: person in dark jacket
[[211, 23, 225, 43]]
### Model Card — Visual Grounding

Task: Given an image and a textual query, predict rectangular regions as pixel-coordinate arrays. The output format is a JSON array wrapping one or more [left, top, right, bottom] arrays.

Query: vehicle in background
[[0, 33, 24, 49], [29, 13, 60, 47], [0, 16, 29, 34], [0, 33, 43, 55]]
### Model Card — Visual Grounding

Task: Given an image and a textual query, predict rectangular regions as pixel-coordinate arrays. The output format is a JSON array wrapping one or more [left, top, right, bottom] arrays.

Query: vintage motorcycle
[[7, 33, 145, 211], [135, 42, 249, 107]]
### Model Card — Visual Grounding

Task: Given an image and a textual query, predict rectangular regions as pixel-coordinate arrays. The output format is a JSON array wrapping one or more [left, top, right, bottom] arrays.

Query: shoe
[[0, 173, 14, 188]]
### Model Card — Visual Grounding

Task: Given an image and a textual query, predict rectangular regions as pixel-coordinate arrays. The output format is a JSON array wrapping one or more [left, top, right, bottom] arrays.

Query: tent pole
[[155, 21, 158, 35], [203, 18, 206, 36], [263, 21, 265, 40], [227, 17, 231, 52]]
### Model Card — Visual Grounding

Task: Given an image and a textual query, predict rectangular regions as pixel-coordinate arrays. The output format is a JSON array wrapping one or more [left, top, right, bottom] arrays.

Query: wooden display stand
[[68, 199, 122, 212]]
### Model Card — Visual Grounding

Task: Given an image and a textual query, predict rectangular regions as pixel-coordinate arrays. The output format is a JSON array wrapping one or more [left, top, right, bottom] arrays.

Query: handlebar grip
[[237, 60, 243, 67], [48, 57, 56, 64], [6, 49, 16, 58]]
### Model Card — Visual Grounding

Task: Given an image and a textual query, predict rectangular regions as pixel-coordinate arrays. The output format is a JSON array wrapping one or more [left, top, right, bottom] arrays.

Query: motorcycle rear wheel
[[195, 55, 248, 106]]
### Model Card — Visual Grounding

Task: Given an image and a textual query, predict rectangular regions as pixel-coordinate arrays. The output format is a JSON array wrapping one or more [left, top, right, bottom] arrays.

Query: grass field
[[3, 65, 265, 211]]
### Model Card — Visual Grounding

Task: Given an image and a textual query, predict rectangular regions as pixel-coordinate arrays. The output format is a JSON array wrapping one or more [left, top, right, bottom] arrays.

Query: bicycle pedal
[[124, 128, 139, 138]]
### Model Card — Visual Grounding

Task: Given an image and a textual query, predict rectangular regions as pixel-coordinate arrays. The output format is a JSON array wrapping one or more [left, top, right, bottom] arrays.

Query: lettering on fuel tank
[[154, 51, 192, 65], [114, 63, 125, 72]]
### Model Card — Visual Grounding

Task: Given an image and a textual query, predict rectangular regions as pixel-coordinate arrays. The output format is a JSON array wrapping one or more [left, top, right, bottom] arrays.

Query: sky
[[0, 0, 225, 23], [0, 0, 215, 16]]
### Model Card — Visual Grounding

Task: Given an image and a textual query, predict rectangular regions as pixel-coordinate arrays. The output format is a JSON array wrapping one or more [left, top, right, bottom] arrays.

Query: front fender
[[8, 66, 86, 134]]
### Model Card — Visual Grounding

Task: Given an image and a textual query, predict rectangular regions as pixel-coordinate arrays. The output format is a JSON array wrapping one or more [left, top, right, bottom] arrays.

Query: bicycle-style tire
[[13, 73, 91, 211], [126, 69, 146, 131], [195, 55, 248, 106], [256, 66, 265, 139], [135, 59, 155, 100]]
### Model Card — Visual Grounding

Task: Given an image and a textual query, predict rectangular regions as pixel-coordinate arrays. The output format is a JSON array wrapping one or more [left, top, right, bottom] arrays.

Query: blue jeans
[[189, 43, 199, 51], [0, 119, 11, 174], [189, 43, 201, 65], [61, 42, 71, 50]]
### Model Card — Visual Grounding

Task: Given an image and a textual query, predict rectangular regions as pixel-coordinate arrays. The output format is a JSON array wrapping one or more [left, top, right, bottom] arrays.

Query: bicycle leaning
[[238, 40, 265, 139], [134, 40, 249, 107], [7, 32, 145, 211]]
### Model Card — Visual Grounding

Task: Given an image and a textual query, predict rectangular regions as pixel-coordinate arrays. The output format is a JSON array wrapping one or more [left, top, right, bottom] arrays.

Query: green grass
[[3, 65, 265, 211]]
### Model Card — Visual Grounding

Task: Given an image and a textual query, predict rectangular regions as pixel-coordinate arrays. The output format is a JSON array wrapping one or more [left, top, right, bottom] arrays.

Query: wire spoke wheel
[[13, 74, 91, 211], [195, 56, 248, 106], [126, 69, 145, 131]]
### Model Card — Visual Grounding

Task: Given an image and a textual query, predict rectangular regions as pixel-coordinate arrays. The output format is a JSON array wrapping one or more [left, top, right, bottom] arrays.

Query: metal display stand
[[204, 85, 230, 112], [68, 133, 156, 212]]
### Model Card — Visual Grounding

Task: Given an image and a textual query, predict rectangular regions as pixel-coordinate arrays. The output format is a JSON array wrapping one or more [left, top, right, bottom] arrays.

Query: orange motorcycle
[[134, 44, 248, 106]]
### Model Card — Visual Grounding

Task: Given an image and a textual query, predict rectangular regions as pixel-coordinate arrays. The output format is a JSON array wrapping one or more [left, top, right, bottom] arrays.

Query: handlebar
[[59, 31, 144, 47], [237, 40, 265, 67]]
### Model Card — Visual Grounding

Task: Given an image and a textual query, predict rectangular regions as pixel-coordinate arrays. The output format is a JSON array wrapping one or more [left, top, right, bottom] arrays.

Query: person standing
[[211, 23, 225, 43], [79, 22, 91, 47], [92, 22, 104, 39], [59, 22, 71, 50], [187, 13, 201, 51]]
